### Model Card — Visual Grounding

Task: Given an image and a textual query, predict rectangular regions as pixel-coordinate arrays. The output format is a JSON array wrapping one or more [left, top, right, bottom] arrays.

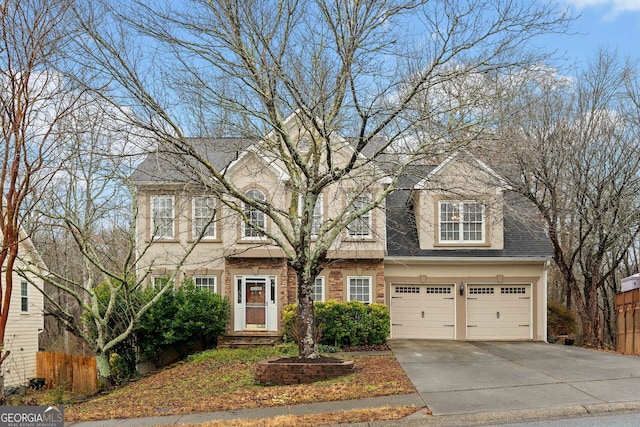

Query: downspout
[[543, 261, 550, 342]]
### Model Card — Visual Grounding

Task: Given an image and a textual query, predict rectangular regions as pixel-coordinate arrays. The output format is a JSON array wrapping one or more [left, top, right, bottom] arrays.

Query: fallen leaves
[[65, 353, 416, 422], [168, 406, 419, 427]]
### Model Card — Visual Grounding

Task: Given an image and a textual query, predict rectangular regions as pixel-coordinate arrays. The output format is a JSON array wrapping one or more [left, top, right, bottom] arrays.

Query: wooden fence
[[616, 288, 640, 356], [36, 352, 98, 393]]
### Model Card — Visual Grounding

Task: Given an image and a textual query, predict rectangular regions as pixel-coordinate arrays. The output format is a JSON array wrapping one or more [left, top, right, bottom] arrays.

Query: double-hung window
[[312, 276, 325, 302], [348, 276, 372, 303], [299, 194, 323, 236], [439, 200, 484, 243], [20, 281, 28, 312], [151, 195, 174, 239], [243, 189, 265, 238], [347, 194, 372, 238], [192, 196, 217, 239], [194, 276, 216, 293]]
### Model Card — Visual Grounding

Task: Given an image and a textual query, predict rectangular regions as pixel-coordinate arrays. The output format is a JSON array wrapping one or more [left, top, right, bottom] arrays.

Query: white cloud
[[560, 0, 640, 19]]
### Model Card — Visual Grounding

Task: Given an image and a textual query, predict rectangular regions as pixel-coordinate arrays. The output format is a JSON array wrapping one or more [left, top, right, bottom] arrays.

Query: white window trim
[[312, 276, 325, 302], [438, 200, 485, 244], [151, 275, 170, 290], [151, 195, 175, 240], [298, 194, 323, 236], [347, 276, 372, 303], [192, 196, 217, 240], [193, 275, 217, 293], [242, 189, 266, 239], [347, 194, 372, 239], [20, 281, 28, 313]]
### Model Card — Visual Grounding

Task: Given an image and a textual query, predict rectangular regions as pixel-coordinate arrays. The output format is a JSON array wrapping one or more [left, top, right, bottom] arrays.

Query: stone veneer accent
[[255, 357, 354, 385]]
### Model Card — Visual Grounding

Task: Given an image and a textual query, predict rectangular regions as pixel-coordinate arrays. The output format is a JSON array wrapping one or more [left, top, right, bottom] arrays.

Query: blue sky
[[540, 0, 640, 66]]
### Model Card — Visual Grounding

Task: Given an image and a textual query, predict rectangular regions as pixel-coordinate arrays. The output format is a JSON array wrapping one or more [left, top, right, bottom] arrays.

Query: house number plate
[[250, 286, 263, 291]]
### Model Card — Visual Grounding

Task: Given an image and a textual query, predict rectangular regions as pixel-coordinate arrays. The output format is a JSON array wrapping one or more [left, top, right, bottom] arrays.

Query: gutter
[[384, 256, 552, 264]]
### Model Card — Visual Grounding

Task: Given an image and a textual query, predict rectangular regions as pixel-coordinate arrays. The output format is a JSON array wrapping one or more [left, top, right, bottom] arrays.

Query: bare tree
[[496, 51, 640, 348], [0, 0, 83, 392], [72, 0, 570, 358], [18, 99, 221, 382]]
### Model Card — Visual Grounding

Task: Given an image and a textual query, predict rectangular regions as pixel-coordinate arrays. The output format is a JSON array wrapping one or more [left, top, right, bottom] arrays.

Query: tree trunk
[[568, 279, 603, 348], [296, 273, 318, 359], [95, 351, 111, 385]]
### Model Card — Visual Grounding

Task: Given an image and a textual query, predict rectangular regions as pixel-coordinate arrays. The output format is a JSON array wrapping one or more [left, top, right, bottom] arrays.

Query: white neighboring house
[[2, 228, 44, 388]]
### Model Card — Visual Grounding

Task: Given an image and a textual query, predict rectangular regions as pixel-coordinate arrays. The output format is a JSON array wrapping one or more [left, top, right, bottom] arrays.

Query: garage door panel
[[467, 285, 531, 340], [391, 285, 455, 339]]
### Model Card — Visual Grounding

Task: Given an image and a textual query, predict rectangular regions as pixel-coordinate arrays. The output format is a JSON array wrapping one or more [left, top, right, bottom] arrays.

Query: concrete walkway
[[388, 340, 640, 419]]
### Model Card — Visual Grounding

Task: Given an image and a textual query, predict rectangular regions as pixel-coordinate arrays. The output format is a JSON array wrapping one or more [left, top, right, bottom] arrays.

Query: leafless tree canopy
[[68, 0, 571, 357], [495, 51, 640, 348]]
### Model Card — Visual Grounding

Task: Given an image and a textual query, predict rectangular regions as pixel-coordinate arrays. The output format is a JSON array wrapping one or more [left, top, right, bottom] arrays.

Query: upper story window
[[243, 189, 265, 238], [20, 281, 28, 312], [192, 196, 217, 239], [439, 200, 484, 243], [299, 194, 323, 236], [151, 195, 174, 239], [347, 194, 372, 238]]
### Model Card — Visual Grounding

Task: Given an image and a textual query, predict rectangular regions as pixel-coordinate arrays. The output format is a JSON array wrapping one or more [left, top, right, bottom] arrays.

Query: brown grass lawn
[[64, 346, 419, 424]]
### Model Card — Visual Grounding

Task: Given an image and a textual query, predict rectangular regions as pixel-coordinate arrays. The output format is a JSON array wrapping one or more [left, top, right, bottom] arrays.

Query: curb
[[354, 400, 640, 426]]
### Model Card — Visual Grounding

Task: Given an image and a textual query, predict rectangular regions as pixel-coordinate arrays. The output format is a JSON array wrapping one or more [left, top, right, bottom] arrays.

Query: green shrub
[[282, 300, 390, 348], [136, 281, 230, 366], [547, 299, 577, 337]]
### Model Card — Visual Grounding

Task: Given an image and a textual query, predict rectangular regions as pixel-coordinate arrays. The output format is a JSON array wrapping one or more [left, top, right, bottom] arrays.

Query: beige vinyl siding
[[3, 271, 44, 387]]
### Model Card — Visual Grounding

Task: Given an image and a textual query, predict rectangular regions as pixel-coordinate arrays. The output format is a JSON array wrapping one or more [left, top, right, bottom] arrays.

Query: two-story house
[[132, 117, 387, 341], [133, 126, 552, 343]]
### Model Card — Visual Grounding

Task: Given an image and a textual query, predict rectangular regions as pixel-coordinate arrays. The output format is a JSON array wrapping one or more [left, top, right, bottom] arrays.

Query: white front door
[[234, 276, 278, 331]]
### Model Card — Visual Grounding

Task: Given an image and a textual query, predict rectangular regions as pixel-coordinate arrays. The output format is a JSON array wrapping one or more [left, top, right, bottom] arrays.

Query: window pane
[[193, 196, 216, 239], [21, 282, 28, 312], [439, 201, 483, 243], [244, 190, 265, 238], [349, 277, 371, 303], [152, 196, 174, 239], [347, 195, 371, 237], [312, 277, 324, 302], [194, 276, 216, 292], [312, 194, 323, 236]]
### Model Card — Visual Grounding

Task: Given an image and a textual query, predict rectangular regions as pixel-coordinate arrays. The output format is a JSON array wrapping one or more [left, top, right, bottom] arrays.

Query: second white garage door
[[466, 285, 531, 340], [391, 284, 455, 339]]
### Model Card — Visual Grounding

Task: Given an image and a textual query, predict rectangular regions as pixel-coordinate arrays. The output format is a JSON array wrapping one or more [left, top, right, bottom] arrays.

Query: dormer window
[[439, 200, 484, 243]]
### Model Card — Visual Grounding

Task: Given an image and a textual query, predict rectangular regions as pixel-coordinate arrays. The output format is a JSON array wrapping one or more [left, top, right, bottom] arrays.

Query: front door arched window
[[243, 189, 265, 238]]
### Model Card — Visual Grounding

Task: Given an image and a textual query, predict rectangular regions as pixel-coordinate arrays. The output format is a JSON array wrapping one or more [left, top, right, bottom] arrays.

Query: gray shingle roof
[[386, 174, 552, 259], [131, 137, 254, 184]]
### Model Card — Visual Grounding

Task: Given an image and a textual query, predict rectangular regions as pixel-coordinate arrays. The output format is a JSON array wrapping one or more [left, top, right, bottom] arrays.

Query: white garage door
[[391, 285, 455, 339], [466, 285, 531, 340]]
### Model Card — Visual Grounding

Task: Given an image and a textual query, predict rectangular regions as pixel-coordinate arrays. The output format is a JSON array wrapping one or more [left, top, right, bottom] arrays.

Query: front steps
[[217, 332, 282, 349]]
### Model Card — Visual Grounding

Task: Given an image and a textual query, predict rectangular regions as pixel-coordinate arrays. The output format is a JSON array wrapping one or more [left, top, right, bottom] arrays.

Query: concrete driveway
[[388, 340, 640, 416]]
